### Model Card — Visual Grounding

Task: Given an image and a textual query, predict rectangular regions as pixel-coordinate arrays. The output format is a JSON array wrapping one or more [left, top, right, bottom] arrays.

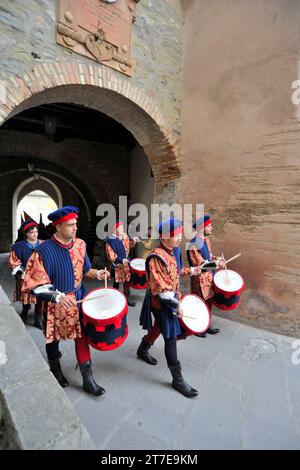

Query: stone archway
[[12, 175, 63, 241], [0, 145, 102, 250], [0, 62, 181, 185], [0, 131, 119, 208]]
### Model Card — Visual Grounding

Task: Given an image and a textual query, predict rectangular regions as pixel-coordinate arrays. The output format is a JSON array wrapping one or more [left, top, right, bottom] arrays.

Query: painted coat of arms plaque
[[57, 0, 139, 76]]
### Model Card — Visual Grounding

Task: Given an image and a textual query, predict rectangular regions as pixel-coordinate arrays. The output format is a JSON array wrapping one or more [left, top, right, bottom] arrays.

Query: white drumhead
[[214, 269, 244, 292], [181, 295, 210, 332], [82, 288, 126, 320], [130, 258, 146, 272]]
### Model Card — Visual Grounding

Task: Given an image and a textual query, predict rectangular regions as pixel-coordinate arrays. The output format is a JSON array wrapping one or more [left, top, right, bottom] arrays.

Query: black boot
[[34, 311, 44, 330], [207, 326, 220, 334], [79, 360, 105, 396], [20, 304, 30, 324], [124, 290, 136, 307], [168, 362, 199, 398], [48, 357, 69, 388], [137, 339, 158, 365], [194, 332, 207, 338]]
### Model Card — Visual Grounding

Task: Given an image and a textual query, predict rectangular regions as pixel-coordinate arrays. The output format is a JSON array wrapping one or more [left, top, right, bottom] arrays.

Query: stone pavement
[[1, 253, 300, 450]]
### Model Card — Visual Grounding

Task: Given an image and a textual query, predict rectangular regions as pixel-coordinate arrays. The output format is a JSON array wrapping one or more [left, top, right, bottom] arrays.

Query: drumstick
[[222, 253, 230, 283], [76, 293, 108, 305], [181, 314, 197, 320], [104, 267, 108, 293], [225, 253, 242, 264]]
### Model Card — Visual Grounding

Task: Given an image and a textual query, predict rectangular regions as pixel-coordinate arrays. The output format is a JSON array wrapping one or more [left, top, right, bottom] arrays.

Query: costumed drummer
[[22, 206, 110, 397], [187, 214, 226, 336], [105, 219, 139, 307], [8, 218, 44, 330], [138, 218, 202, 398]]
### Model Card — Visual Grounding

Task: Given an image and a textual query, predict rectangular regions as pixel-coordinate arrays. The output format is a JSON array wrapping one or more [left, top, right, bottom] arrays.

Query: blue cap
[[192, 214, 212, 230], [48, 206, 79, 225], [157, 218, 183, 237]]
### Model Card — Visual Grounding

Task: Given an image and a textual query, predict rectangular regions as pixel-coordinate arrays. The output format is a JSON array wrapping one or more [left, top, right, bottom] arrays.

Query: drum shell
[[130, 258, 148, 290], [213, 292, 242, 311], [81, 288, 128, 351], [213, 275, 245, 311]]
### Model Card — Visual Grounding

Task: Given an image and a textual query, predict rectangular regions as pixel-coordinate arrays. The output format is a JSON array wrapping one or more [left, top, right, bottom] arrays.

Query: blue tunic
[[35, 239, 91, 301], [12, 240, 39, 270], [106, 236, 128, 264]]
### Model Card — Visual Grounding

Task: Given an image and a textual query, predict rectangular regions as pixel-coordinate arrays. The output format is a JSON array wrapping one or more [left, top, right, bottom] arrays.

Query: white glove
[[33, 284, 65, 303], [12, 265, 24, 276], [33, 284, 54, 295], [158, 291, 180, 306]]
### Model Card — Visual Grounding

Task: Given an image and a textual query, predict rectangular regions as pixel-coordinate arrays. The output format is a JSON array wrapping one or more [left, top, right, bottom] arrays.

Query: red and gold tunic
[[139, 243, 193, 338], [8, 241, 43, 305], [148, 243, 192, 309], [22, 238, 99, 343], [188, 237, 216, 300], [105, 234, 134, 283]]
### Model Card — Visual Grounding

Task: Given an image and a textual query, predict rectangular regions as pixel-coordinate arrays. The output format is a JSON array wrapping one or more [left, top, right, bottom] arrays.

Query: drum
[[213, 269, 245, 311], [130, 258, 148, 290], [81, 287, 128, 351], [179, 294, 211, 335]]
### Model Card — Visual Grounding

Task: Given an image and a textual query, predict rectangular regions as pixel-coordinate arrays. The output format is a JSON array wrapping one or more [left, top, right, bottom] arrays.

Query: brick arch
[[0, 130, 112, 206], [12, 175, 63, 242], [0, 62, 180, 183], [17, 177, 62, 207]]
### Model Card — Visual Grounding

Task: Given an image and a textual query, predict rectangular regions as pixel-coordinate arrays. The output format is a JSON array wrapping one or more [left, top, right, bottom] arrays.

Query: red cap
[[203, 218, 212, 228], [22, 221, 38, 232], [113, 220, 124, 229], [52, 212, 78, 226]]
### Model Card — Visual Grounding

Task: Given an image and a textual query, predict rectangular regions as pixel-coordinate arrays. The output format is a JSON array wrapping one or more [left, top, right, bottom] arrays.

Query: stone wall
[[0, 129, 131, 251], [130, 143, 154, 228], [0, 0, 183, 227], [0, 284, 95, 449], [0, 0, 183, 135], [0, 169, 84, 252], [0, 130, 130, 206], [181, 0, 300, 336]]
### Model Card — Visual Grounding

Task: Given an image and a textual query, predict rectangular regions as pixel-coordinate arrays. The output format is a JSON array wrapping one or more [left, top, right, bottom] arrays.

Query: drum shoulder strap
[[145, 253, 168, 277]]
